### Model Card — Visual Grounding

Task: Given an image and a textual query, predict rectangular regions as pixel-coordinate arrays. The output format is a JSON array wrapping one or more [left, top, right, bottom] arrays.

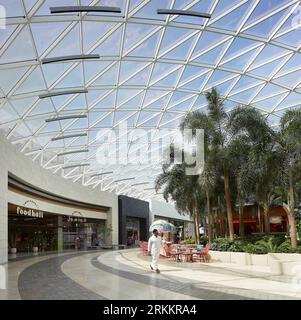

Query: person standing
[[148, 229, 162, 273]]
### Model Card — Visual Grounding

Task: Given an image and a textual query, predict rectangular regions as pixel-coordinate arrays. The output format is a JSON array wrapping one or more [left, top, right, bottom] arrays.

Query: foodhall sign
[[16, 200, 44, 219]]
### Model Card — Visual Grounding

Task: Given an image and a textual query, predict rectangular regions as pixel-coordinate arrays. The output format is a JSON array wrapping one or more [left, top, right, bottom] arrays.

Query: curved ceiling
[[1, 0, 301, 200]]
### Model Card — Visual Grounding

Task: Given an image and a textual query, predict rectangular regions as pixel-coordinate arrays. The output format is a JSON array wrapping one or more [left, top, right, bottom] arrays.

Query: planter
[[32, 246, 39, 253], [10, 248, 17, 254]]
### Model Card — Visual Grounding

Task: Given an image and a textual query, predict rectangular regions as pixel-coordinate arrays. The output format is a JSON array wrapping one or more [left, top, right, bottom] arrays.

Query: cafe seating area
[[139, 241, 210, 263]]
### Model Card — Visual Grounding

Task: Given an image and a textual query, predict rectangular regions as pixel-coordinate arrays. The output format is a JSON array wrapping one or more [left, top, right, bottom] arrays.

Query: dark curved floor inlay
[[91, 254, 255, 300], [18, 253, 106, 300]]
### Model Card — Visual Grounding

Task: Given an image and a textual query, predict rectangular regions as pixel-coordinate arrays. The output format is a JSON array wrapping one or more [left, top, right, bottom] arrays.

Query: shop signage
[[67, 216, 87, 223], [17, 205, 44, 218]]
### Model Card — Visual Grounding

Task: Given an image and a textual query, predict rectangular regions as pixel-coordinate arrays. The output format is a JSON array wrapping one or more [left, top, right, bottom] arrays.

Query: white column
[[0, 166, 8, 264]]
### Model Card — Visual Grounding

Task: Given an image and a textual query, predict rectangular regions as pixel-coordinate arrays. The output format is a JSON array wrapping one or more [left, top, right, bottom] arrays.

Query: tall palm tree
[[228, 106, 282, 235], [277, 110, 301, 248], [155, 163, 203, 244]]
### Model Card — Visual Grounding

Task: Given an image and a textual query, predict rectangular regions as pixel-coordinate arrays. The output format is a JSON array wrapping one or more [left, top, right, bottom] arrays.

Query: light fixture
[[63, 163, 90, 170], [90, 171, 114, 178], [42, 54, 100, 64], [57, 149, 89, 156], [51, 133, 87, 141], [50, 6, 122, 14], [157, 9, 211, 19], [131, 182, 150, 186], [114, 177, 135, 183], [39, 89, 88, 99], [45, 114, 87, 123]]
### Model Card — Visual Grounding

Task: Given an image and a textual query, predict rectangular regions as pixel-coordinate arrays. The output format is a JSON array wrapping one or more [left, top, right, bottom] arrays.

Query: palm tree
[[277, 110, 301, 248], [228, 106, 281, 235], [155, 162, 203, 244]]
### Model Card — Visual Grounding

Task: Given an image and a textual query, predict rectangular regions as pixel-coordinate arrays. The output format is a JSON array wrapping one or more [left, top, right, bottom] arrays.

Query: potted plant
[[32, 232, 42, 253]]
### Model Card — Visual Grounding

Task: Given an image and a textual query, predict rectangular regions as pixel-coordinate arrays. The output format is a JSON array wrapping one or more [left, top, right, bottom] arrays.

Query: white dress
[[148, 235, 162, 270]]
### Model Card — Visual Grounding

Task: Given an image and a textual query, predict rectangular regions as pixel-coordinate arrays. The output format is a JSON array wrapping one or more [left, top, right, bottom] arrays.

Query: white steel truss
[[1, 0, 301, 201]]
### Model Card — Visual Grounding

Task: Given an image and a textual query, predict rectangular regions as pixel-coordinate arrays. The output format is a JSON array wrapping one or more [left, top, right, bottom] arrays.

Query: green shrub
[[180, 238, 195, 245], [227, 240, 248, 252], [255, 237, 279, 253], [276, 240, 301, 253], [211, 238, 233, 251], [244, 243, 268, 255]]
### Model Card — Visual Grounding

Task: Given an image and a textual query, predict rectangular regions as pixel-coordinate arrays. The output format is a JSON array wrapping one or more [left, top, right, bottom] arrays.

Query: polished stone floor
[[0, 249, 300, 300]]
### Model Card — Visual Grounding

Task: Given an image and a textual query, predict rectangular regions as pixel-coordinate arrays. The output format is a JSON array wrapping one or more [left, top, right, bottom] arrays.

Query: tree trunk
[[263, 193, 270, 234], [238, 199, 245, 238], [193, 202, 200, 244], [257, 203, 263, 233], [192, 210, 198, 244], [206, 190, 213, 245], [288, 168, 298, 249], [224, 172, 234, 240]]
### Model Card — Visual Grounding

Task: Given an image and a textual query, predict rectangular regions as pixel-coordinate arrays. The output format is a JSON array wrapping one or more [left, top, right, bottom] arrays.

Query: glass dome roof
[[1, 0, 301, 200]]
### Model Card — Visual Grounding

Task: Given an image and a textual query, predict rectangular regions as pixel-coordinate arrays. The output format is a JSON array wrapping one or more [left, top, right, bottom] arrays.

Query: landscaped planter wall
[[209, 250, 301, 276]]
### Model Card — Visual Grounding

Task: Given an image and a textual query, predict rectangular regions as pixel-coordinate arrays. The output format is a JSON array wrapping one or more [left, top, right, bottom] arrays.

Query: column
[[57, 216, 63, 252], [0, 167, 8, 264]]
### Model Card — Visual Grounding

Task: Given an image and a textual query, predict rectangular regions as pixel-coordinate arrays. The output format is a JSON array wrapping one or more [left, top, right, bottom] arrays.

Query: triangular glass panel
[[92, 64, 118, 86], [230, 84, 264, 104], [114, 111, 136, 126], [143, 92, 172, 110], [276, 53, 301, 75], [11, 97, 37, 117], [151, 63, 180, 84], [204, 70, 234, 89], [42, 62, 73, 87], [46, 24, 80, 57], [123, 23, 157, 54], [65, 117, 88, 131], [29, 99, 55, 116], [191, 95, 207, 110], [0, 102, 19, 124], [212, 77, 239, 96], [243, 8, 291, 39], [127, 32, 160, 57], [211, 1, 255, 32], [13, 122, 32, 138], [253, 93, 287, 112], [249, 56, 288, 79], [0, 66, 29, 94], [84, 61, 113, 84], [138, 113, 161, 127], [90, 92, 115, 110], [222, 37, 259, 61], [168, 96, 195, 112], [137, 112, 159, 126], [83, 21, 116, 52], [119, 61, 150, 84], [0, 25, 17, 50], [245, 0, 291, 25], [275, 28, 301, 49], [31, 22, 69, 55], [15, 67, 46, 94], [0, 26, 36, 64], [152, 68, 182, 87], [179, 66, 210, 84], [62, 95, 87, 111], [24, 0, 38, 13], [274, 70, 301, 89], [180, 73, 210, 91], [222, 49, 259, 72], [231, 75, 264, 94], [86, 90, 110, 107], [24, 118, 45, 134], [253, 84, 288, 102], [92, 28, 122, 57], [67, 136, 87, 148], [39, 121, 61, 134], [250, 44, 290, 68], [212, 0, 244, 18], [123, 65, 152, 86], [89, 112, 112, 128], [169, 92, 194, 107], [159, 112, 183, 127], [54, 65, 83, 89], [116, 89, 142, 107], [193, 41, 230, 65], [277, 92, 301, 108]]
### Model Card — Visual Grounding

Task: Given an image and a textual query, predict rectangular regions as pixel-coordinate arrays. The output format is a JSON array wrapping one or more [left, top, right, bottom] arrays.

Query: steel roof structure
[[1, 0, 301, 200]]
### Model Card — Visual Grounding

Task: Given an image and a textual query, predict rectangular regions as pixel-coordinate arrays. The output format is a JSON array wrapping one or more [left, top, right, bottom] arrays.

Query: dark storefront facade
[[118, 195, 150, 247]]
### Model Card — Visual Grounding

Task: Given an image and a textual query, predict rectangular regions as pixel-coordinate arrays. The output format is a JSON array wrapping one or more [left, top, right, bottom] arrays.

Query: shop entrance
[[126, 217, 140, 247]]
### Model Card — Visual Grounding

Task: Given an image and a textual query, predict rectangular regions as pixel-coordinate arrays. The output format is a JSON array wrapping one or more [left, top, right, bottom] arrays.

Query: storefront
[[118, 195, 150, 247], [7, 176, 110, 254]]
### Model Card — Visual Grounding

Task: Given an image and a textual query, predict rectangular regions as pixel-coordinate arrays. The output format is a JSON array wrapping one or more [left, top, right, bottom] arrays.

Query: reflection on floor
[[0, 249, 300, 300]]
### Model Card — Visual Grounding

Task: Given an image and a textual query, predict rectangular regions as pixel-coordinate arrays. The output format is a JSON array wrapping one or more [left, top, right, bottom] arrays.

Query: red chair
[[199, 244, 210, 262]]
